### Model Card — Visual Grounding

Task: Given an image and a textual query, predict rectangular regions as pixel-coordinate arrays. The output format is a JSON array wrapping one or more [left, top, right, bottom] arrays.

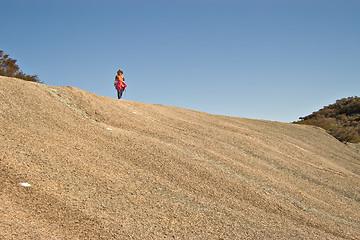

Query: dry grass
[[1, 76, 359, 239]]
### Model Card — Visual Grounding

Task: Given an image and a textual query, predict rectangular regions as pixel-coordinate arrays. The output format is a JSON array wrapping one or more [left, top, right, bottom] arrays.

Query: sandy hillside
[[1, 76, 359, 239]]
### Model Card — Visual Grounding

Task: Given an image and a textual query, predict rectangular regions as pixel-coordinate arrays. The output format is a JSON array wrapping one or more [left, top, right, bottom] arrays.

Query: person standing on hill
[[114, 69, 127, 99]]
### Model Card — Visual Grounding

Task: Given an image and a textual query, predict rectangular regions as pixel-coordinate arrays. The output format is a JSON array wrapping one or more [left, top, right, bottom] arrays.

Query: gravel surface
[[1, 76, 359, 239]]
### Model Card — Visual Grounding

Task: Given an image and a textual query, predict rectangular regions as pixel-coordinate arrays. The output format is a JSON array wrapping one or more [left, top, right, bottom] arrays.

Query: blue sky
[[2, 0, 359, 122]]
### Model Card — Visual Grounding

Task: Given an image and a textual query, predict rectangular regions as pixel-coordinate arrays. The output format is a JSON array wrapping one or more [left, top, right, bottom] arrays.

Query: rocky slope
[[1, 76, 359, 239]]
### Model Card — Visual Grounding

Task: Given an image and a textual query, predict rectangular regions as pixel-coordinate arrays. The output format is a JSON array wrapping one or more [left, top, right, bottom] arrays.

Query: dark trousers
[[117, 89, 124, 99]]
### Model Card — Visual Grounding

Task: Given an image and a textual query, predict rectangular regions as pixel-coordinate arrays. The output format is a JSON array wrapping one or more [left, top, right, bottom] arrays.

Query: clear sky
[[2, 0, 359, 122]]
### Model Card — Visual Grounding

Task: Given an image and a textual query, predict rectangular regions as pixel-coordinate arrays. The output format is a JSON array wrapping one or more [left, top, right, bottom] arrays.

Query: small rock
[[19, 182, 31, 187]]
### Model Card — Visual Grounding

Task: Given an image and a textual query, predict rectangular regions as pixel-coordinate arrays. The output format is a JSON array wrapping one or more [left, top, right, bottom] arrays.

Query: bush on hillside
[[0, 50, 40, 82], [294, 97, 360, 143]]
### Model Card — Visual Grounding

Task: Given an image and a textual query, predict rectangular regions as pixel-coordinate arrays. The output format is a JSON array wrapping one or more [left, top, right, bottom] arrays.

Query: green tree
[[0, 50, 40, 82], [294, 97, 360, 143]]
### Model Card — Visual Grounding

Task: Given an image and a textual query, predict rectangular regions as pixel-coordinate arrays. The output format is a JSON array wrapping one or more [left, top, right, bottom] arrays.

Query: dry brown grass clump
[[1, 76, 359, 239]]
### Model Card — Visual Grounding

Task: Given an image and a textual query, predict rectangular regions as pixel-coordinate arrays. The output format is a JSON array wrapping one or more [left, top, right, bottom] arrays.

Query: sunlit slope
[[1, 76, 359, 239]]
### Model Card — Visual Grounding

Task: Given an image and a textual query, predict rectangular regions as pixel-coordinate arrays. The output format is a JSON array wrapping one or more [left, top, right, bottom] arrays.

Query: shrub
[[294, 97, 360, 143], [0, 50, 40, 82]]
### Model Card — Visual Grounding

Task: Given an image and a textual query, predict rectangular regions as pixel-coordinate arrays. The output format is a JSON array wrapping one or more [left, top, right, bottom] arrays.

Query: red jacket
[[115, 75, 127, 91]]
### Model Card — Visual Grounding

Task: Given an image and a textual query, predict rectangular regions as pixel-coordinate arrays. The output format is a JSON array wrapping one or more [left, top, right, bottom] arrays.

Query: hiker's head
[[117, 69, 123, 75]]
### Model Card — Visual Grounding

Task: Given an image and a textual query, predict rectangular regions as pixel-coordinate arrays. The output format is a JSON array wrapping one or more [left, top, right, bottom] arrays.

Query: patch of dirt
[[347, 143, 360, 155]]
